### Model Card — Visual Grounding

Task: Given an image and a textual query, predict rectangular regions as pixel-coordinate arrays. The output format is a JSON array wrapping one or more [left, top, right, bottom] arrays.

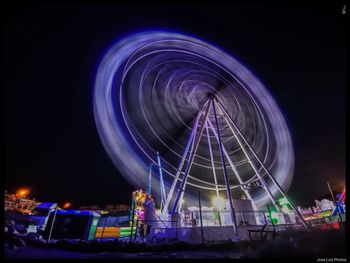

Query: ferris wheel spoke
[[94, 32, 296, 226]]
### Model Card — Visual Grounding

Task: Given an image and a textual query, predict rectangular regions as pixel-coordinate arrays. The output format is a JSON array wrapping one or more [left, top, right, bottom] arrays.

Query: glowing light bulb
[[212, 196, 225, 211], [16, 188, 30, 198], [63, 202, 71, 209]]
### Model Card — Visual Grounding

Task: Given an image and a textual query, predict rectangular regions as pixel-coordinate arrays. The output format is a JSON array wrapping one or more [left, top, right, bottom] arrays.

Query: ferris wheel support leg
[[157, 151, 167, 210], [206, 119, 254, 202], [148, 164, 153, 195], [171, 101, 212, 216], [205, 121, 220, 197], [177, 118, 198, 214], [162, 111, 202, 215], [177, 190, 186, 213], [214, 100, 279, 211], [212, 100, 238, 237], [216, 98, 308, 229]]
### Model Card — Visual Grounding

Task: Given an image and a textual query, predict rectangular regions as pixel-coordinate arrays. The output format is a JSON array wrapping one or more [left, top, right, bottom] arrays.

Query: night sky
[[4, 2, 346, 208]]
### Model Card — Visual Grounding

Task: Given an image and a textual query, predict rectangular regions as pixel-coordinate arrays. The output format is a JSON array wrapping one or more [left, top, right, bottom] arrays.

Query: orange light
[[63, 202, 71, 209], [16, 188, 30, 198]]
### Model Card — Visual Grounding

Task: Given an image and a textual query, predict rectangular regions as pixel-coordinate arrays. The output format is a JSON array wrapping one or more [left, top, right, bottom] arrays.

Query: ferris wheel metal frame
[[93, 31, 309, 235], [160, 95, 308, 234]]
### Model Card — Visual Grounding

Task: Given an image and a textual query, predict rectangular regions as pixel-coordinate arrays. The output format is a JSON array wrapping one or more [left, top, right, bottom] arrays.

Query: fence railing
[[95, 211, 345, 240], [178, 210, 299, 227], [133, 219, 178, 242]]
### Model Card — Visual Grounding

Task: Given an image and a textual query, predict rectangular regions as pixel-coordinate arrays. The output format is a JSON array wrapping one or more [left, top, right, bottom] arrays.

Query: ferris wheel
[[93, 31, 307, 229]]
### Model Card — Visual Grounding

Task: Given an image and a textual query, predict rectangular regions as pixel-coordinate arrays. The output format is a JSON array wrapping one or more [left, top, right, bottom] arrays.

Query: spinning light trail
[[94, 31, 295, 212]]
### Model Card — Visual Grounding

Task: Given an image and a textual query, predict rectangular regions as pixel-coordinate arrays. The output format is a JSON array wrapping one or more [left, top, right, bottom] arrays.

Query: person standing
[[142, 198, 156, 242]]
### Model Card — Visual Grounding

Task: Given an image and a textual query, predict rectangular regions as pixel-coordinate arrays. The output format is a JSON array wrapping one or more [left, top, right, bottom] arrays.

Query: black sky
[[4, 2, 346, 208]]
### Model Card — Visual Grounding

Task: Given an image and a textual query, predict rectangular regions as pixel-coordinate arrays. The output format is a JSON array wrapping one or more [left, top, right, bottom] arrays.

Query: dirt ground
[[4, 228, 347, 259], [5, 246, 242, 259]]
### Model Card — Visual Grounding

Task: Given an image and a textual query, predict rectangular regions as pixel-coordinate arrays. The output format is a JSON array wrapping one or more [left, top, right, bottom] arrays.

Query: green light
[[268, 210, 279, 224], [278, 197, 290, 206], [271, 218, 278, 224]]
